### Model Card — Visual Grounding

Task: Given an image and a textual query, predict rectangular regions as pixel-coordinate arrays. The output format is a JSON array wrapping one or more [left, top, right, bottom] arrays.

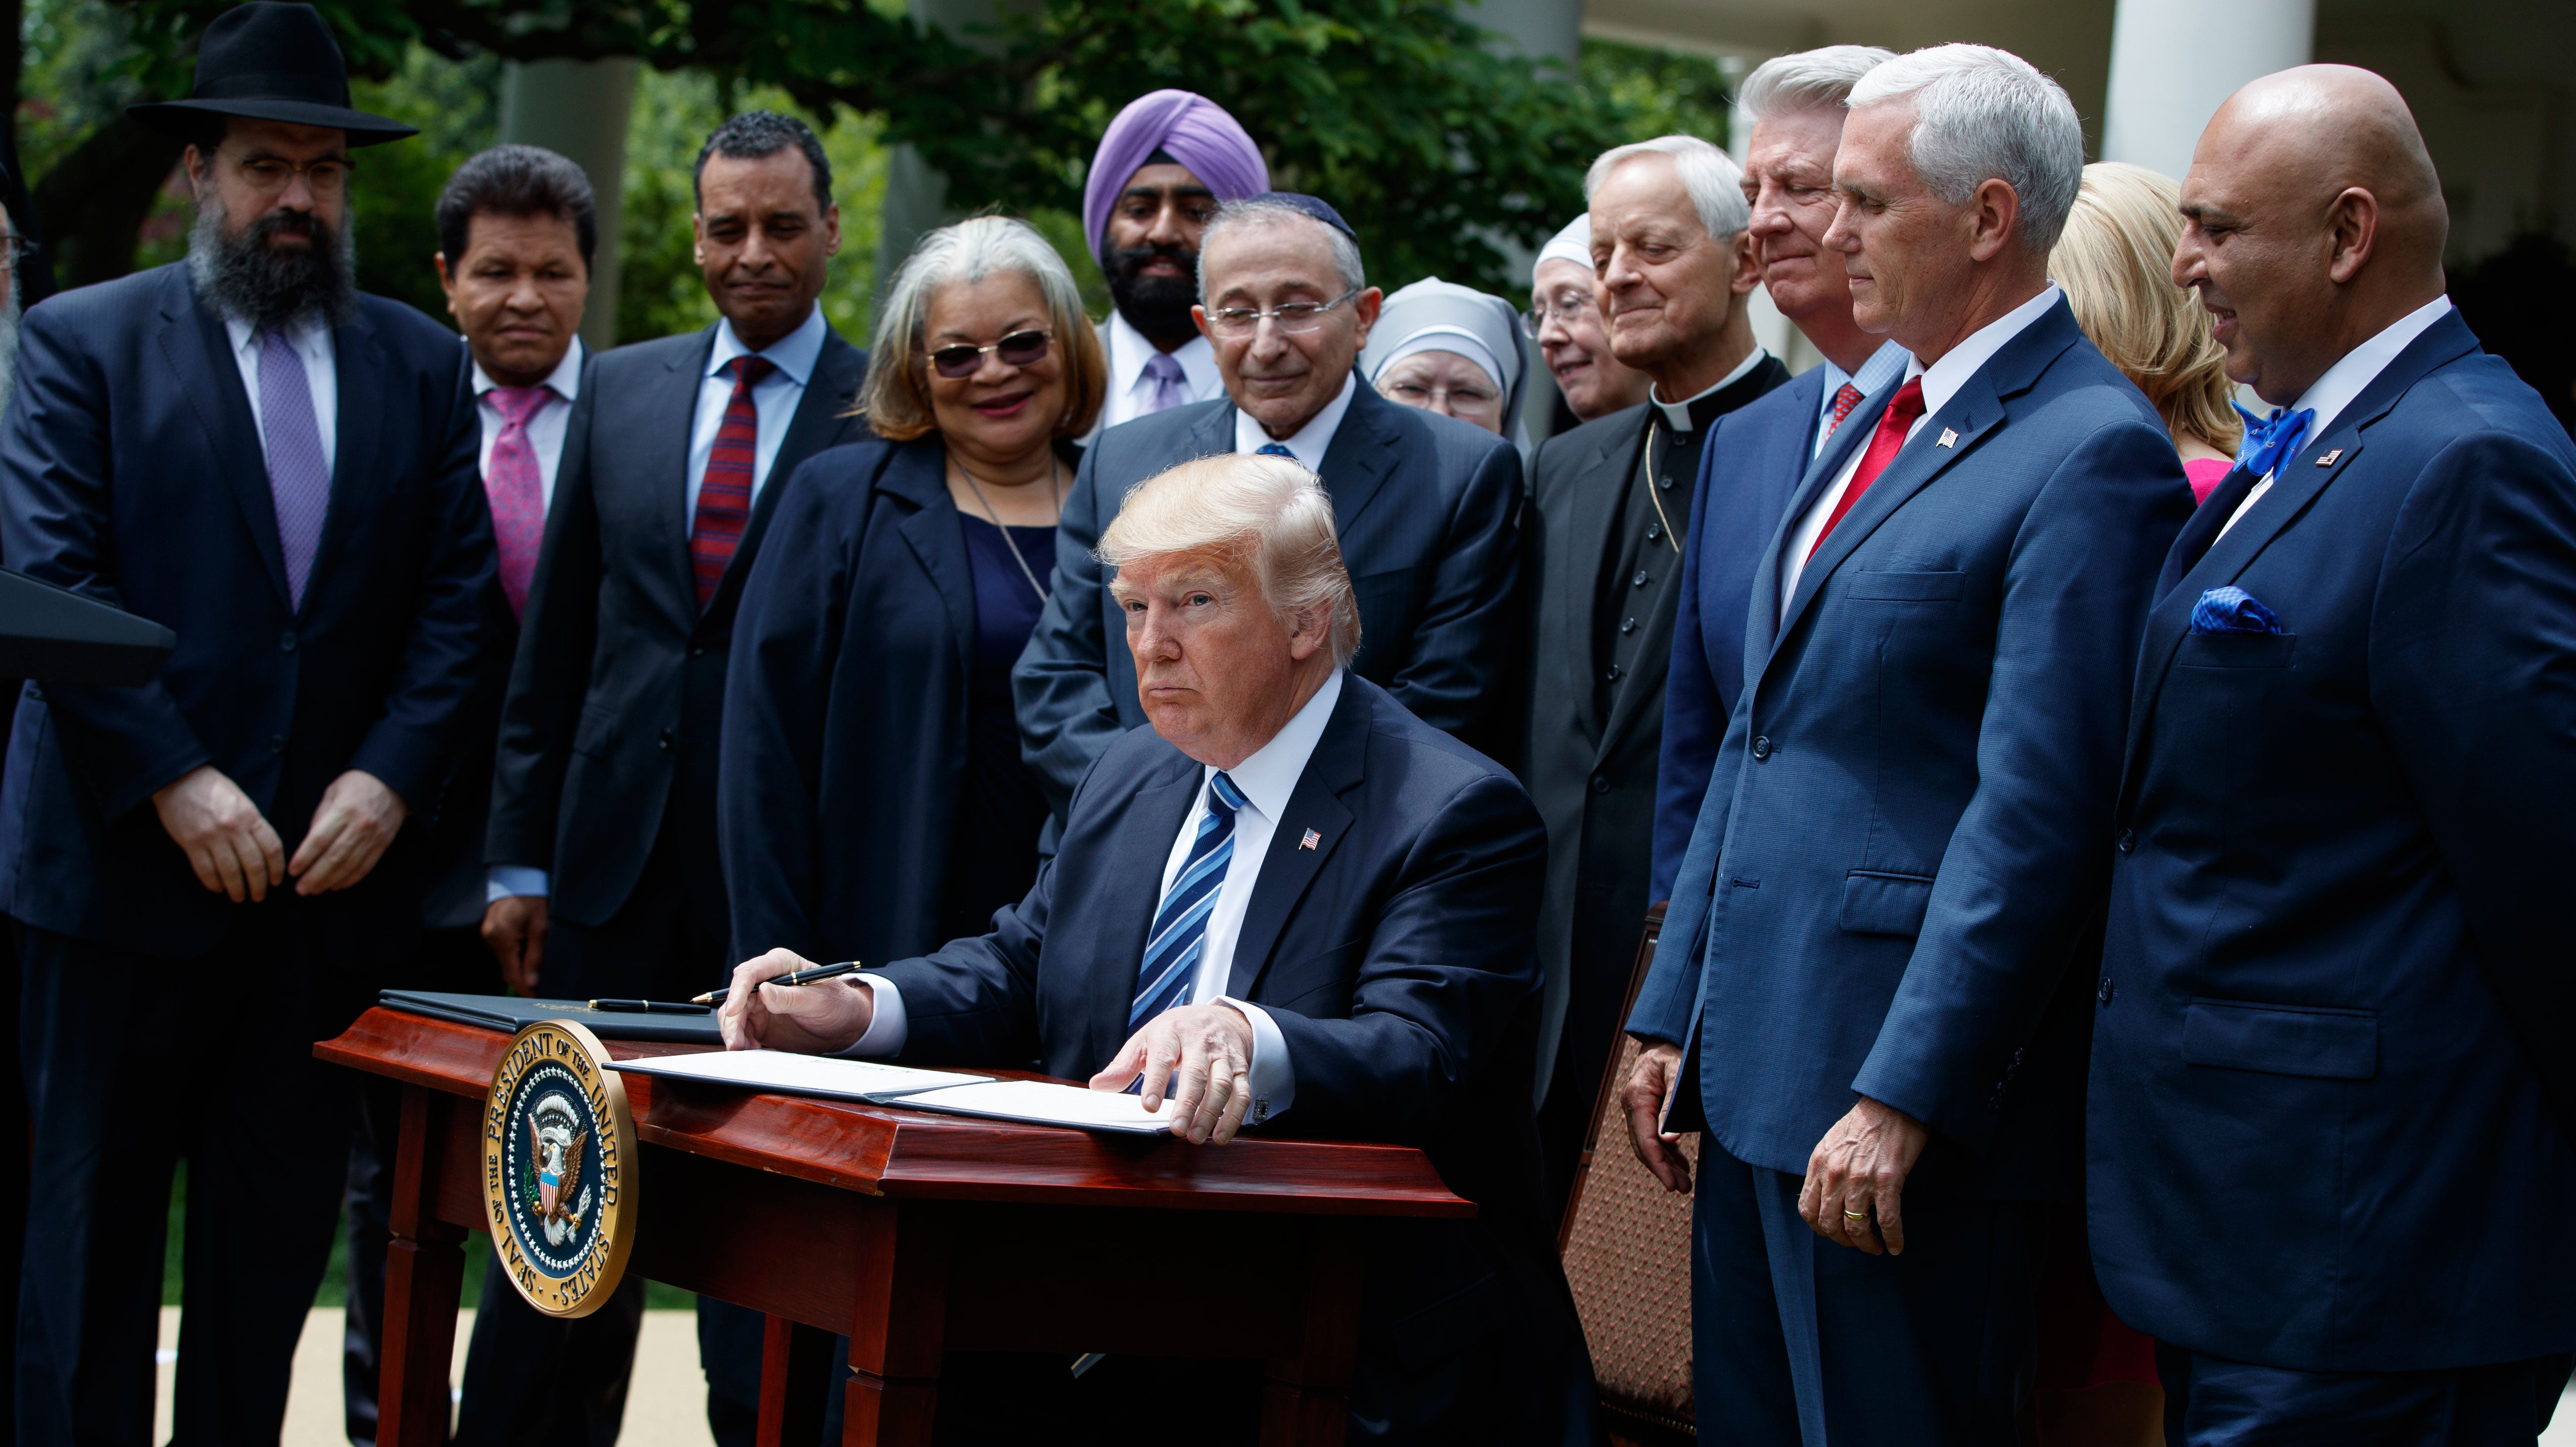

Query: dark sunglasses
[[928, 328, 1053, 378]]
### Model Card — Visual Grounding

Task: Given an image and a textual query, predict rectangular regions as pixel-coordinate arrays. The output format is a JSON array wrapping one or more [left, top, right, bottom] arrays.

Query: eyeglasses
[[1204, 288, 1361, 339], [928, 329, 1053, 378], [0, 233, 38, 267], [1382, 379, 1498, 411], [1521, 288, 1598, 338], [224, 151, 353, 196]]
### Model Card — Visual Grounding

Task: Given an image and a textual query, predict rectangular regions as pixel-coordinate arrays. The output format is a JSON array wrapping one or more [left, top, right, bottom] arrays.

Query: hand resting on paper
[[1087, 1002, 1256, 1146], [718, 948, 875, 1054]]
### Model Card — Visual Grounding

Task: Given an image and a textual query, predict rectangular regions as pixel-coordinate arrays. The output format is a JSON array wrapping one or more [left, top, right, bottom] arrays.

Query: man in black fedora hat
[[0, 5, 492, 1443]]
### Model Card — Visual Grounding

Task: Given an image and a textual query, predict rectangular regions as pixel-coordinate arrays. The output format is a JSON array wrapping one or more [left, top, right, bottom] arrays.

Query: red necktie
[[689, 355, 774, 608], [1827, 381, 1866, 437], [1808, 377, 1926, 560]]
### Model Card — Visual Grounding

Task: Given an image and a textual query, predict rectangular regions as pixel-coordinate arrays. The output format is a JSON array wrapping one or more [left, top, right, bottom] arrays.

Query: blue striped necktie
[[1132, 771, 1249, 1029]]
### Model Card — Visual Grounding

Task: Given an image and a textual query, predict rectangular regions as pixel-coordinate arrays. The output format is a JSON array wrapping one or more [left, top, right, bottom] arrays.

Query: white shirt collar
[[1233, 372, 1358, 472], [471, 334, 584, 401], [1649, 346, 1771, 433], [224, 312, 331, 357], [2286, 295, 2453, 443], [1908, 283, 2064, 417], [1204, 668, 1343, 821], [1108, 310, 1218, 395], [708, 304, 827, 387]]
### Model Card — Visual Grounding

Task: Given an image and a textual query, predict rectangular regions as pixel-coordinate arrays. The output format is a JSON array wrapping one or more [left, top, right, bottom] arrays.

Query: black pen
[[587, 999, 713, 1015], [691, 959, 864, 1007]]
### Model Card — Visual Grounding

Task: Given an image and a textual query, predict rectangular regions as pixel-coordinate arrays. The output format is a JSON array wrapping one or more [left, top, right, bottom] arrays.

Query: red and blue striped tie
[[689, 355, 774, 608]]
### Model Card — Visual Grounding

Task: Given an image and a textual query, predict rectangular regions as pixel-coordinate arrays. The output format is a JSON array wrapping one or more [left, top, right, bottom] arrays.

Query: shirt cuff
[[837, 974, 909, 1059], [1218, 996, 1294, 1127], [486, 866, 550, 903]]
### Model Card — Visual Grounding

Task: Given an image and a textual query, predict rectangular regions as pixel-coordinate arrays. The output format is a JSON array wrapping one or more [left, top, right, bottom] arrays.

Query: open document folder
[[606, 1051, 1177, 1135]]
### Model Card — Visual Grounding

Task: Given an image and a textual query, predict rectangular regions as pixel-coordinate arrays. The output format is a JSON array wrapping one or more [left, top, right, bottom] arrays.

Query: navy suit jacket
[[1651, 368, 1827, 899], [875, 674, 1592, 1435], [0, 263, 491, 963], [1629, 299, 2191, 1199], [2089, 309, 2576, 1371], [488, 320, 867, 929], [719, 434, 1014, 966], [1012, 384, 1522, 819]]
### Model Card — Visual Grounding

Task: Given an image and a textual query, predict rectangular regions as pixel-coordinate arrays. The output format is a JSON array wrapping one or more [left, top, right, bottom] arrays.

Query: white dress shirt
[[1813, 340, 1913, 461], [2217, 295, 2454, 541], [224, 315, 337, 476], [1233, 373, 1358, 471], [684, 305, 827, 522], [471, 336, 585, 511], [1098, 311, 1224, 431], [847, 670, 1344, 1128], [1778, 284, 2065, 616], [1647, 346, 1772, 433]]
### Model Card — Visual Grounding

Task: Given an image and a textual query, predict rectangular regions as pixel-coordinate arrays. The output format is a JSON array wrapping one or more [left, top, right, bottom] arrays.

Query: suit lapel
[[719, 329, 866, 604], [882, 437, 977, 683], [156, 270, 290, 607], [1315, 385, 1401, 537], [303, 309, 386, 617], [2118, 312, 2481, 782], [1227, 676, 1367, 1000], [654, 326, 721, 619], [1743, 388, 1877, 693], [1092, 761, 1207, 1063]]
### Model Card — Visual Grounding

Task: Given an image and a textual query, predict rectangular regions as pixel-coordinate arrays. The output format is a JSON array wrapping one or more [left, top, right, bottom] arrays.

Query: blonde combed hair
[[1094, 454, 1361, 667], [857, 214, 1107, 442], [2052, 162, 2244, 453]]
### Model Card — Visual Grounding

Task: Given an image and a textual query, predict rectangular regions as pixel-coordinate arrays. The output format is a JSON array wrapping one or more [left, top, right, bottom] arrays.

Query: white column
[[2101, 0, 2312, 182], [499, 57, 640, 352]]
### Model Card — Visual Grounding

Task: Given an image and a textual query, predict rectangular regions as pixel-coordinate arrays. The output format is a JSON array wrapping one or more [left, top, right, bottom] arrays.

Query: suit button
[[1658, 474, 1674, 491], [1751, 736, 1773, 760], [1645, 521, 1663, 542], [657, 729, 674, 751], [1604, 665, 1621, 682], [1620, 617, 1636, 634], [2116, 829, 2135, 854], [279, 632, 297, 653], [1590, 775, 1611, 796], [1632, 571, 1648, 588], [2097, 977, 2116, 1005], [689, 645, 705, 658]]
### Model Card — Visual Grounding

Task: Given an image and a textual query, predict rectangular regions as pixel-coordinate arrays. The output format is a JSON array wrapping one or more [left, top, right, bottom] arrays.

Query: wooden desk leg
[[1262, 1218, 1361, 1447], [380, 1085, 466, 1447], [842, 1199, 950, 1446], [757, 1314, 796, 1447]]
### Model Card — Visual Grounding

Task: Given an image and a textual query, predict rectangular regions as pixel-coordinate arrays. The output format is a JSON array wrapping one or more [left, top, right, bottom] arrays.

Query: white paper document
[[608, 1049, 990, 1103], [890, 1079, 1177, 1135]]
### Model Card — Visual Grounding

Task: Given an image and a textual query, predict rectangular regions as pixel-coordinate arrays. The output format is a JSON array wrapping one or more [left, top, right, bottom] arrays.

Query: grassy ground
[[160, 1163, 695, 1310]]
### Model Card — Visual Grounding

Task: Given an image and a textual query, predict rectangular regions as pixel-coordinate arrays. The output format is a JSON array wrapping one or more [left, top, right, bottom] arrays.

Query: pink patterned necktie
[[483, 383, 555, 620]]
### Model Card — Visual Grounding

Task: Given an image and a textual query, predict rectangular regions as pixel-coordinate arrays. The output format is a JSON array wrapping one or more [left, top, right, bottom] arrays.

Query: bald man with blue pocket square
[[2088, 65, 2576, 1444]]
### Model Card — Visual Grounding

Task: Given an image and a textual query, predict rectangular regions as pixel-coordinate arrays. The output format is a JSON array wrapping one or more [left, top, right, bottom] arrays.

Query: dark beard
[[1105, 241, 1201, 349], [187, 195, 356, 330]]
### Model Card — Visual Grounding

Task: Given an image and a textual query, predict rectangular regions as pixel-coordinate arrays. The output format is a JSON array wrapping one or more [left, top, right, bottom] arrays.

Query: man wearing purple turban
[[1079, 90, 1269, 434]]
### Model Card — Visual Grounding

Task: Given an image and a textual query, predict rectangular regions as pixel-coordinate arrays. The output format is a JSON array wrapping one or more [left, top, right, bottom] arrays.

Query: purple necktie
[[484, 384, 555, 620], [257, 327, 331, 608], [1141, 351, 1188, 415]]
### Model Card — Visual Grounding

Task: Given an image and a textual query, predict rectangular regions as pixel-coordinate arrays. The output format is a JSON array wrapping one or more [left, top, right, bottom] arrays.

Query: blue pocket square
[[2191, 585, 2284, 635]]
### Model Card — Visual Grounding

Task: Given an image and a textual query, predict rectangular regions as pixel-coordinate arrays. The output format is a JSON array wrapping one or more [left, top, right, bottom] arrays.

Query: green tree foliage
[[1579, 36, 1733, 152]]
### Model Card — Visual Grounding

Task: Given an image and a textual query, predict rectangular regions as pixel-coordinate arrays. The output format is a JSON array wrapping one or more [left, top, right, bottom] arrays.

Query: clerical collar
[[1649, 347, 1770, 434]]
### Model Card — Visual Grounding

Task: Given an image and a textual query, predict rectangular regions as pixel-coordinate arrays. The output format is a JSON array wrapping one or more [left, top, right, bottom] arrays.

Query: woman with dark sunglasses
[[718, 216, 1106, 980]]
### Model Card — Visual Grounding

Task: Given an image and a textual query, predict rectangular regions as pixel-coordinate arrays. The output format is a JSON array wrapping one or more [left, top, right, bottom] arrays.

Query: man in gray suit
[[483, 109, 868, 1447], [1521, 136, 1788, 1210], [1016, 191, 1523, 811]]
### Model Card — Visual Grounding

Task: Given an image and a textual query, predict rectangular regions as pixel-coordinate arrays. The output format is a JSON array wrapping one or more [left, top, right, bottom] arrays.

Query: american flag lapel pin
[[1299, 828, 1321, 851], [2316, 449, 2342, 467], [1937, 427, 1958, 448]]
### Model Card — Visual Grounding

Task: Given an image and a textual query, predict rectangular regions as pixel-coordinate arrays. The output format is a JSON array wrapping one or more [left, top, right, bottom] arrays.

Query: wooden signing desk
[[320, 1007, 1472, 1447]]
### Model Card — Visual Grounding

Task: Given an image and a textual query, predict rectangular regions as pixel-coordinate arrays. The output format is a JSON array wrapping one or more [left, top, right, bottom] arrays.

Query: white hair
[[1197, 199, 1365, 302], [1736, 45, 1897, 126], [1846, 44, 2085, 251], [1584, 135, 1751, 240], [1095, 453, 1361, 666]]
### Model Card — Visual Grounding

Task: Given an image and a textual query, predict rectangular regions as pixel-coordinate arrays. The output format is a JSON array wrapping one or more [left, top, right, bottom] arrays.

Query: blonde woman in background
[[2054, 161, 2245, 504]]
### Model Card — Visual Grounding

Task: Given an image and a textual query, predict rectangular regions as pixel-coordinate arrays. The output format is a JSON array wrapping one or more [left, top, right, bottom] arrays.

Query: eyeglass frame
[[215, 147, 356, 197], [1521, 286, 1600, 339], [0, 233, 40, 267], [925, 328, 1055, 379], [1202, 287, 1363, 339]]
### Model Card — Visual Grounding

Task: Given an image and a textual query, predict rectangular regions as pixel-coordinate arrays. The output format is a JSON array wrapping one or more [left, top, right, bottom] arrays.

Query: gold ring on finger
[[1843, 1208, 1869, 1222]]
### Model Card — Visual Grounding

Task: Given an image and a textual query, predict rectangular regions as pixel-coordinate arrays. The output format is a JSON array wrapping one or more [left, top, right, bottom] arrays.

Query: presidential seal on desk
[[484, 1019, 637, 1317]]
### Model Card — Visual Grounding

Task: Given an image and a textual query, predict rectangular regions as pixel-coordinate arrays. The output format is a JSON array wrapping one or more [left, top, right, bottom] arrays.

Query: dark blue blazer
[[1012, 383, 1522, 819], [2088, 309, 2576, 1371], [1651, 367, 1827, 899], [1629, 299, 2191, 1199], [718, 434, 1021, 966], [876, 673, 1593, 1440], [0, 263, 492, 963], [488, 320, 867, 929]]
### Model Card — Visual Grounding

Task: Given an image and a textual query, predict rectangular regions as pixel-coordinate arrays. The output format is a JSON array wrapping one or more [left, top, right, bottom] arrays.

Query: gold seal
[[482, 1019, 637, 1317]]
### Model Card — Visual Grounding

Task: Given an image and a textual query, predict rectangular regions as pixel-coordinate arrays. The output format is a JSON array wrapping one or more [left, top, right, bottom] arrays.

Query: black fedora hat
[[128, 2, 417, 146]]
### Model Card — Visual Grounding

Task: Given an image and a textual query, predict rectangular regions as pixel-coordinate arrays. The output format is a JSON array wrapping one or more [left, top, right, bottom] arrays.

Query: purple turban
[[1080, 90, 1270, 266]]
